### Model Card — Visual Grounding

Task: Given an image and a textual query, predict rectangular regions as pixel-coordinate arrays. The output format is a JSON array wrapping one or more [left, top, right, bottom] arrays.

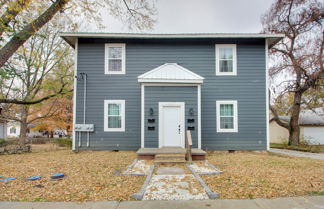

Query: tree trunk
[[288, 91, 302, 146], [19, 106, 29, 144], [0, 0, 69, 68]]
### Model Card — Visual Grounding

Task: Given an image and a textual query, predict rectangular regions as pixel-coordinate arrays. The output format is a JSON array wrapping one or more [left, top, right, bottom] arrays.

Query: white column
[[198, 84, 202, 149], [141, 84, 145, 148]]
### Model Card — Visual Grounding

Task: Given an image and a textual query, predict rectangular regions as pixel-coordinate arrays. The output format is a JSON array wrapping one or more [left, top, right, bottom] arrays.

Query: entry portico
[[138, 63, 204, 149]]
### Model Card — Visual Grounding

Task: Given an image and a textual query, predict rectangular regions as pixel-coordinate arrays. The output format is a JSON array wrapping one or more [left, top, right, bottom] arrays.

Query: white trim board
[[158, 102, 185, 148], [72, 38, 78, 150], [265, 39, 270, 150]]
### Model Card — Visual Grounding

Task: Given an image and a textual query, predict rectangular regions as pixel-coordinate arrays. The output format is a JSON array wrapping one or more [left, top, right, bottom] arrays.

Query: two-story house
[[61, 33, 284, 153]]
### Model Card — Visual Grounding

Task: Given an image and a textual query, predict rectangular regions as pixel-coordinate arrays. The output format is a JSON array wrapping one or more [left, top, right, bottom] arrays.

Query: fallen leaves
[[203, 151, 324, 199], [0, 150, 144, 202], [1, 150, 323, 201]]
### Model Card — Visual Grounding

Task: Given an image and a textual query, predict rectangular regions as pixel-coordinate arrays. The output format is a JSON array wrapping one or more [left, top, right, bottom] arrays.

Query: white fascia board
[[138, 78, 204, 84], [60, 32, 285, 39]]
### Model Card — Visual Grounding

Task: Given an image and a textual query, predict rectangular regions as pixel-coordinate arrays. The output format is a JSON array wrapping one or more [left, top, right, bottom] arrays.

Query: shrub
[[30, 138, 47, 144], [53, 138, 72, 147], [0, 138, 5, 147]]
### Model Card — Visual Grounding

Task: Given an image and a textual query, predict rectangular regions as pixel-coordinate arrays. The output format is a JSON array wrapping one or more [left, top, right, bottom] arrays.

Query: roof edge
[[60, 32, 285, 48]]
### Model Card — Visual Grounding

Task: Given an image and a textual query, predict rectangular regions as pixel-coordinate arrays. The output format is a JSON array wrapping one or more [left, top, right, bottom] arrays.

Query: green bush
[[53, 138, 72, 147], [0, 138, 5, 147]]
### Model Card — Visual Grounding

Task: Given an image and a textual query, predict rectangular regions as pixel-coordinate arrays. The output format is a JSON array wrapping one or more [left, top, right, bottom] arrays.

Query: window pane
[[220, 117, 234, 129], [220, 60, 233, 72], [220, 48, 233, 60], [220, 104, 233, 116], [109, 47, 122, 59], [108, 116, 121, 128], [108, 59, 122, 72], [108, 104, 120, 115]]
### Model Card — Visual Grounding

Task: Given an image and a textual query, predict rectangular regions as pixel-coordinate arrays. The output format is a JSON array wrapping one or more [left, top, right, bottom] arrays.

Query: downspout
[[82, 72, 87, 124], [80, 73, 90, 147]]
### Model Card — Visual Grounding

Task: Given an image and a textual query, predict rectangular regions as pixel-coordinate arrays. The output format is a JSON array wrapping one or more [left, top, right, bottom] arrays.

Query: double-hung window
[[105, 43, 126, 74], [10, 127, 16, 134], [216, 100, 238, 132], [215, 44, 237, 75], [104, 100, 125, 132]]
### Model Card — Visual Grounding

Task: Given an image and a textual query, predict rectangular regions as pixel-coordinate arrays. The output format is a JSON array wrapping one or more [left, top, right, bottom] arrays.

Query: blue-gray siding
[[75, 38, 267, 150], [144, 86, 198, 148]]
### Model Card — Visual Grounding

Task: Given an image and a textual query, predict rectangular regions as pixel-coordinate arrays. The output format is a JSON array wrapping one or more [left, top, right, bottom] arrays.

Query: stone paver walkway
[[1, 196, 323, 209], [269, 148, 324, 160], [142, 174, 208, 200]]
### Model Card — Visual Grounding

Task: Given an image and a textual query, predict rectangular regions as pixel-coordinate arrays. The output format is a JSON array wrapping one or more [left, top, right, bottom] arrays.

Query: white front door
[[159, 102, 185, 147]]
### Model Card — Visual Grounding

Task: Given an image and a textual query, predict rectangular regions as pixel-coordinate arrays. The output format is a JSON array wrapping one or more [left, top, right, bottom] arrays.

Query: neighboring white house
[[270, 108, 324, 145], [7, 121, 43, 138], [7, 121, 67, 138]]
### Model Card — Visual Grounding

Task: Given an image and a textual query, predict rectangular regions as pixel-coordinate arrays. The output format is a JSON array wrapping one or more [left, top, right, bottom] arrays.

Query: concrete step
[[154, 158, 187, 163], [154, 153, 186, 163], [155, 153, 186, 159]]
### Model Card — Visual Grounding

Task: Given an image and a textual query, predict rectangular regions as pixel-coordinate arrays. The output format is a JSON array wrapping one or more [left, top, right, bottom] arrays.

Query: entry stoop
[[136, 147, 207, 161]]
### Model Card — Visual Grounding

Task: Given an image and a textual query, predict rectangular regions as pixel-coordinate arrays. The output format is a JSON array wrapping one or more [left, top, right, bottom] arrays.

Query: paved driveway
[[269, 148, 324, 160], [0, 196, 323, 209]]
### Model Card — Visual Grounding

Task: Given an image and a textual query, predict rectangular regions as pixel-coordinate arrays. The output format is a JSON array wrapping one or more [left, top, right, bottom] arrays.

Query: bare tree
[[262, 0, 324, 145], [0, 21, 73, 141], [0, 0, 156, 75]]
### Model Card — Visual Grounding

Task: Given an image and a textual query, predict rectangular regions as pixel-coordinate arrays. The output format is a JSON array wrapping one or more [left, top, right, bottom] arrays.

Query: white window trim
[[104, 43, 126, 75], [104, 100, 125, 132], [216, 100, 238, 132], [215, 44, 237, 76]]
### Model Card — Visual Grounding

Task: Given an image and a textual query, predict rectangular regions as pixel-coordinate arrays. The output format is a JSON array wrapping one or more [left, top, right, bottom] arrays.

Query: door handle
[[178, 125, 181, 134]]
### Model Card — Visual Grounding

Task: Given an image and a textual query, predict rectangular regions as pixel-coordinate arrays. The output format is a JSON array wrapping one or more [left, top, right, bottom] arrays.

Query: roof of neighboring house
[[270, 108, 324, 126], [60, 32, 285, 48]]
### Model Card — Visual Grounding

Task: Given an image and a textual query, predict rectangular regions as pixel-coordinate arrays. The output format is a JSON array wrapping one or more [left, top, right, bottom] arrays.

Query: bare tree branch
[[0, 0, 69, 68]]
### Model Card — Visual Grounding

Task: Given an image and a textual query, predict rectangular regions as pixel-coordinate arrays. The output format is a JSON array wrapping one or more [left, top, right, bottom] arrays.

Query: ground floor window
[[104, 100, 125, 132], [10, 127, 16, 134], [216, 100, 238, 132]]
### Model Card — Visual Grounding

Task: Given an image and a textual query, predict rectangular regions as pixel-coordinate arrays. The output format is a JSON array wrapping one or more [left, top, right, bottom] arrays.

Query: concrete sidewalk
[[269, 148, 324, 160], [0, 196, 323, 209]]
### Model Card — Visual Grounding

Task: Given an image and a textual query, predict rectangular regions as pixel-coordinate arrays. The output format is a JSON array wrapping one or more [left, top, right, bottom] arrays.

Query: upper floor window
[[215, 44, 237, 76], [104, 100, 125, 132], [105, 43, 126, 74], [216, 100, 238, 132]]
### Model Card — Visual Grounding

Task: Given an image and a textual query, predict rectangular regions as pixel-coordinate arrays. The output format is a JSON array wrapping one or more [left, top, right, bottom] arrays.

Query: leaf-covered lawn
[[0, 150, 144, 202], [0, 150, 323, 201], [203, 151, 324, 199]]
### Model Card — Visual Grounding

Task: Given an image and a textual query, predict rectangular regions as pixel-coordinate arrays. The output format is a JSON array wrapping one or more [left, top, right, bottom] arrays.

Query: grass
[[0, 150, 323, 201], [203, 151, 324, 199], [270, 143, 324, 153]]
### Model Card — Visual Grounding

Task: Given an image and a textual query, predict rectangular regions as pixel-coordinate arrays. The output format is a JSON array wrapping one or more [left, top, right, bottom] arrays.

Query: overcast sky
[[96, 0, 275, 33]]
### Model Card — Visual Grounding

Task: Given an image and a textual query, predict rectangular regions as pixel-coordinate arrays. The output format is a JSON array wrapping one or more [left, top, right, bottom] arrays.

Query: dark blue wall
[[75, 38, 267, 150]]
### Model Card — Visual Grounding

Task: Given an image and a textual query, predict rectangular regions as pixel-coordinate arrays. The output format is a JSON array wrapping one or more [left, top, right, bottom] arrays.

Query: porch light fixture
[[149, 108, 154, 116], [189, 108, 194, 116]]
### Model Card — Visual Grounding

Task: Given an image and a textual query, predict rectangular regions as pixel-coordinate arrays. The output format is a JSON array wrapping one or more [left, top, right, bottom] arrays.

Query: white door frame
[[158, 102, 185, 148]]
